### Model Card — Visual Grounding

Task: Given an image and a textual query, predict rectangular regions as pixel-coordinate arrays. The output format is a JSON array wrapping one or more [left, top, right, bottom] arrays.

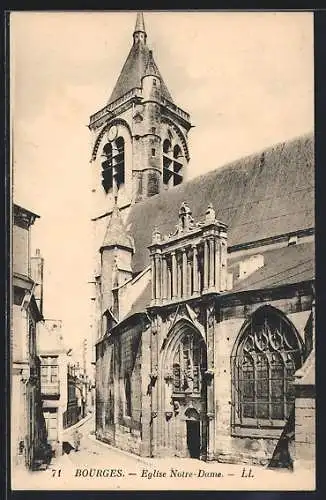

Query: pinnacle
[[101, 204, 134, 252], [134, 12, 146, 35]]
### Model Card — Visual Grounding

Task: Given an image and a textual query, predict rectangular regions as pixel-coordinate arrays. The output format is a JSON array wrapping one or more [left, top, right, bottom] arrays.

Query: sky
[[10, 11, 314, 358]]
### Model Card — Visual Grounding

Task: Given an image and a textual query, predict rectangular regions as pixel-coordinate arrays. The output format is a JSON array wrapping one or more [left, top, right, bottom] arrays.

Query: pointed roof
[[134, 11, 146, 35], [144, 50, 160, 77], [107, 13, 173, 105], [101, 201, 134, 251]]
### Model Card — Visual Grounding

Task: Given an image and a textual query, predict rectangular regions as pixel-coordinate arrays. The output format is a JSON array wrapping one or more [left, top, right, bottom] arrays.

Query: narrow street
[[12, 413, 315, 491], [58, 414, 147, 470]]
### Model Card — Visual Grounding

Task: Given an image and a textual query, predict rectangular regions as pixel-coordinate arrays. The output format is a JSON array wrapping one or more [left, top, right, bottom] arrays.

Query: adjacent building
[[91, 13, 315, 468], [38, 319, 72, 457], [11, 204, 48, 471]]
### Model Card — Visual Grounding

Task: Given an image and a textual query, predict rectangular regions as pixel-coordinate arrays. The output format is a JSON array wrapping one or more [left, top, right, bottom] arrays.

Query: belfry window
[[163, 138, 184, 187], [231, 307, 303, 436], [172, 333, 206, 394], [101, 136, 125, 193]]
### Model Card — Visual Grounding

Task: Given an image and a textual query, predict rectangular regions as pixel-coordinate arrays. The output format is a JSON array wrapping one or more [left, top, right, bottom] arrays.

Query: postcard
[[10, 10, 315, 491]]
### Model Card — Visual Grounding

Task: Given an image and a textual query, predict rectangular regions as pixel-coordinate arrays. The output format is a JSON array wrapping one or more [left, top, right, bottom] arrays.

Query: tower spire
[[133, 12, 147, 44]]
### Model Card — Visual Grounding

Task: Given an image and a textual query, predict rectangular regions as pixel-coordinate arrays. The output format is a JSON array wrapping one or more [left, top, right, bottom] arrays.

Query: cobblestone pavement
[[11, 415, 315, 491]]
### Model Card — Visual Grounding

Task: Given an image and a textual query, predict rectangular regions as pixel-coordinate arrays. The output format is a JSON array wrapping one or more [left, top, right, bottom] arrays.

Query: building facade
[[38, 319, 72, 457], [11, 204, 48, 471], [64, 364, 80, 429], [64, 362, 88, 428], [92, 13, 315, 468]]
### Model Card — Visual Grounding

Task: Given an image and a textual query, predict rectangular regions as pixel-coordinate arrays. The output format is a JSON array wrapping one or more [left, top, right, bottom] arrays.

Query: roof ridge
[[126, 132, 314, 213], [187, 131, 314, 184], [126, 133, 314, 274]]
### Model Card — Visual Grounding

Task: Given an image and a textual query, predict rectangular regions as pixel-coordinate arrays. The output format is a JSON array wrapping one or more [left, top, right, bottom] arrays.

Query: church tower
[[89, 12, 192, 220], [90, 12, 192, 341]]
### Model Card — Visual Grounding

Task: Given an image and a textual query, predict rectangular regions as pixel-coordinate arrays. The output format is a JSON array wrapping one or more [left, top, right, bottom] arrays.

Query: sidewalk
[[62, 412, 93, 436], [87, 433, 152, 466]]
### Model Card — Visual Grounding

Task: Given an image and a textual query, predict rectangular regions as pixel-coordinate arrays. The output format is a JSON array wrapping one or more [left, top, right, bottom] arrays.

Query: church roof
[[101, 202, 134, 251], [108, 15, 173, 105], [127, 133, 314, 274], [231, 241, 315, 292]]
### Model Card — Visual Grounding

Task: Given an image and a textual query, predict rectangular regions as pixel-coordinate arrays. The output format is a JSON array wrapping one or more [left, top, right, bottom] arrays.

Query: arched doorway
[[159, 320, 208, 459], [185, 408, 200, 459]]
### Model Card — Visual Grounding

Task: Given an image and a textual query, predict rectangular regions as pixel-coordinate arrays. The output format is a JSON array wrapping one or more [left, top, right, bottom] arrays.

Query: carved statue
[[152, 226, 161, 243], [205, 202, 216, 223], [178, 201, 195, 231]]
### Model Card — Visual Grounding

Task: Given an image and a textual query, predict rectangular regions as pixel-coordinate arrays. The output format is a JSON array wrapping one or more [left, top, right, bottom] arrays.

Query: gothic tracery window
[[101, 136, 125, 193], [172, 333, 206, 394], [232, 307, 302, 435]]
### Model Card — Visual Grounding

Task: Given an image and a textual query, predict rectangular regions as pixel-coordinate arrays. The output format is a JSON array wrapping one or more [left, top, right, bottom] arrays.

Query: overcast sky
[[11, 11, 314, 357]]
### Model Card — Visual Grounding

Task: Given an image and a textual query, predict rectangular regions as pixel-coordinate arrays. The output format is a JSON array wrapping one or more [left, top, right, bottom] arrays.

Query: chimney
[[30, 248, 44, 314]]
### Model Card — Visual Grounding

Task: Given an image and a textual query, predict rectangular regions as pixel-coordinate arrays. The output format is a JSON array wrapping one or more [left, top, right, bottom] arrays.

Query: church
[[90, 13, 315, 466]]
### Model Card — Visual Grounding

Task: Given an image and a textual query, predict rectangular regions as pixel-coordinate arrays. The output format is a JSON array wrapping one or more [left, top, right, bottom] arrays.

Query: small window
[[153, 79, 157, 86], [152, 148, 156, 157], [288, 235, 298, 246], [151, 127, 156, 134], [125, 375, 132, 417]]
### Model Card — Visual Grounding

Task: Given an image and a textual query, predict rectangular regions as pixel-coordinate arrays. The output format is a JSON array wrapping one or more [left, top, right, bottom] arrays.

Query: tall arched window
[[231, 307, 303, 437], [101, 136, 125, 193], [163, 137, 184, 187], [172, 333, 207, 394]]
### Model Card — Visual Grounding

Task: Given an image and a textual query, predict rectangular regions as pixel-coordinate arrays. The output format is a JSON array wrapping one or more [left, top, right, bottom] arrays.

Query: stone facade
[[38, 319, 71, 457], [293, 348, 315, 467], [91, 13, 315, 469], [96, 319, 145, 456], [95, 203, 314, 465], [12, 204, 49, 471]]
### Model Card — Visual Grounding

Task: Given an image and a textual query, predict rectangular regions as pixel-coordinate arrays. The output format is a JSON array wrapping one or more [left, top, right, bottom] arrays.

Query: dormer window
[[288, 235, 298, 246], [101, 136, 125, 193]]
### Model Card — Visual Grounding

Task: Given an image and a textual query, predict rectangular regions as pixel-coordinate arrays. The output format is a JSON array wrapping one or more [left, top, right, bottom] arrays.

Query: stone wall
[[114, 425, 141, 455], [95, 323, 143, 455], [295, 396, 315, 463]]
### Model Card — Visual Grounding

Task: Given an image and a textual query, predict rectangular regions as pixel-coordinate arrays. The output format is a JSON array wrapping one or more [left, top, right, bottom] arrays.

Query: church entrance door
[[186, 420, 200, 458]]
